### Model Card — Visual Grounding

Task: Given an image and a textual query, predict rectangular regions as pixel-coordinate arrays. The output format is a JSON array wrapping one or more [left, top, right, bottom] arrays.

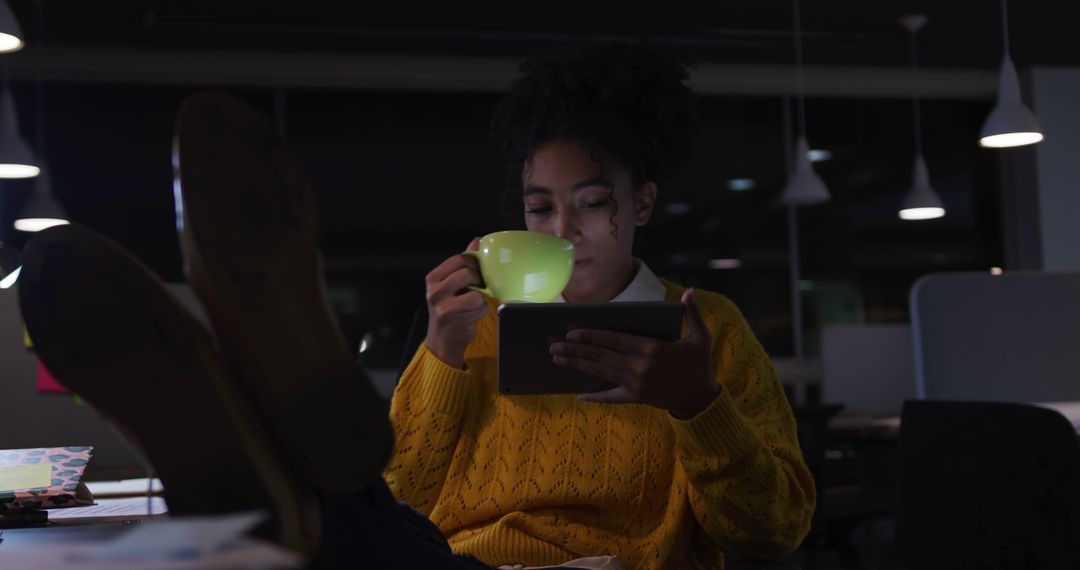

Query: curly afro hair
[[491, 42, 699, 193]]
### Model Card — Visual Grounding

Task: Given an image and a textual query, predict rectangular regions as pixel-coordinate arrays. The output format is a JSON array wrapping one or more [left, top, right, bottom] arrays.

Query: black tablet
[[496, 301, 683, 395]]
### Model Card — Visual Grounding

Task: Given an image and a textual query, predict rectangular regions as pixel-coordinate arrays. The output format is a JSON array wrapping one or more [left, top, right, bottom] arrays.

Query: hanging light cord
[[1000, 0, 1011, 57], [792, 0, 807, 138], [34, 0, 44, 156], [908, 24, 923, 158], [1, 44, 8, 93]]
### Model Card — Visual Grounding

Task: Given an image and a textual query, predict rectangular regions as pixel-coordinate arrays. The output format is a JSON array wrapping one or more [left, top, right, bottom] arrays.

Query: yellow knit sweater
[[384, 281, 814, 569]]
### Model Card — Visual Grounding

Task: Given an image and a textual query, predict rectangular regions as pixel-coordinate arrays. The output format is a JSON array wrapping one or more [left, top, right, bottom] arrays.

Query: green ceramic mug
[[463, 231, 575, 303]]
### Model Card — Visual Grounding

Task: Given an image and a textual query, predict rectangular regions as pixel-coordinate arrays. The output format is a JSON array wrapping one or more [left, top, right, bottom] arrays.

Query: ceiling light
[[726, 178, 756, 191], [0, 1, 24, 54], [979, 0, 1043, 148], [668, 253, 692, 265], [780, 0, 830, 207], [358, 332, 373, 354], [900, 159, 946, 220], [15, 168, 69, 232], [899, 15, 946, 222], [0, 241, 18, 287], [900, 207, 946, 221], [0, 265, 19, 288], [14, 218, 68, 232], [979, 57, 1043, 148], [807, 149, 832, 162], [708, 259, 742, 270], [664, 202, 691, 215], [0, 241, 19, 288], [0, 87, 39, 179], [781, 137, 830, 205]]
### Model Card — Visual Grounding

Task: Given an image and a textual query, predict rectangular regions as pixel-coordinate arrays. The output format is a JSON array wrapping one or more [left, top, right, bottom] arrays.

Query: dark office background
[[1, 1, 1049, 368]]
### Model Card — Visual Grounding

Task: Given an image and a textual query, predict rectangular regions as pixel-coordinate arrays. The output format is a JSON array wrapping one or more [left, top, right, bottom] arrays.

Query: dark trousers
[[314, 476, 490, 569]]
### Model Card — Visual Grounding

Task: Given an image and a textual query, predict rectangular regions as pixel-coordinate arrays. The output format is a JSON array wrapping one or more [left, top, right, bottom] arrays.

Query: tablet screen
[[497, 301, 682, 395]]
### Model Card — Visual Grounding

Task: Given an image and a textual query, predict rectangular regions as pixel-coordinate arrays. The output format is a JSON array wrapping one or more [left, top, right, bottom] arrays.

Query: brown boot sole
[[172, 91, 392, 495], [18, 224, 317, 554]]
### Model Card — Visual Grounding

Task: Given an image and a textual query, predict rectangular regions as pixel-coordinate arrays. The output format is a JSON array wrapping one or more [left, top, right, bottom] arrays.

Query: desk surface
[[827, 400, 1080, 442], [1, 519, 139, 548], [0, 519, 302, 569]]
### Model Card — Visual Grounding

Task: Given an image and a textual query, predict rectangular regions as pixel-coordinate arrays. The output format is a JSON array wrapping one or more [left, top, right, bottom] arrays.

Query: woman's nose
[[554, 210, 582, 244]]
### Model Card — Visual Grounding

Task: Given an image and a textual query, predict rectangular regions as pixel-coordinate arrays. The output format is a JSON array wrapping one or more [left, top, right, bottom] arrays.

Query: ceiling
[[0, 0, 1056, 360], [10, 0, 1080, 70], [0, 1, 1029, 267]]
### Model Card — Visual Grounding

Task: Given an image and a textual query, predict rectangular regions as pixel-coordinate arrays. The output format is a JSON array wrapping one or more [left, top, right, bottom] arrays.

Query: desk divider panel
[[910, 271, 1080, 403]]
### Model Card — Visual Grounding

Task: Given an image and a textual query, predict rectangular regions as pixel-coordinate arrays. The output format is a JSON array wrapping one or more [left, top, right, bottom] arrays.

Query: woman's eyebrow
[[524, 178, 614, 197], [571, 177, 614, 192], [523, 185, 552, 197]]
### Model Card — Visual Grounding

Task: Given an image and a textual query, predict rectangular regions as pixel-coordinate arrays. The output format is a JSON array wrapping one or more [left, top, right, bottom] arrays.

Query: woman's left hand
[[550, 288, 721, 419]]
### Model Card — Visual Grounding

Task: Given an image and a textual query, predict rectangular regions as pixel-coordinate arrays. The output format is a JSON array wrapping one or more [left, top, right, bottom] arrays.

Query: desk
[[826, 400, 1080, 442], [824, 417, 900, 517], [796, 415, 899, 569], [821, 402, 1080, 511]]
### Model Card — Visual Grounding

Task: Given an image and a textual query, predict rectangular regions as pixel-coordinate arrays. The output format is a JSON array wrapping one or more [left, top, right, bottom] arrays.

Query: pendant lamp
[[14, 0, 66, 231], [979, 0, 1043, 148], [899, 15, 945, 221], [0, 1, 24, 54], [0, 86, 39, 178], [15, 165, 67, 231], [780, 0, 830, 206]]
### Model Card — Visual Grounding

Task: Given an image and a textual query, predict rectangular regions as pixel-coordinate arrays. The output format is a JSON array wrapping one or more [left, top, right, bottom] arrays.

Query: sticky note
[[0, 463, 52, 492]]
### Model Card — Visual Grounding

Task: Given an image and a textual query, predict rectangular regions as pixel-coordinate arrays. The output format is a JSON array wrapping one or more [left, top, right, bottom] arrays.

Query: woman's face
[[522, 139, 656, 303]]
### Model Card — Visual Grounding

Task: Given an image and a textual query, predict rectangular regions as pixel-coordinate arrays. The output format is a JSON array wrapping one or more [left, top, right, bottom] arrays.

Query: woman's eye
[[525, 205, 552, 214], [581, 199, 610, 209]]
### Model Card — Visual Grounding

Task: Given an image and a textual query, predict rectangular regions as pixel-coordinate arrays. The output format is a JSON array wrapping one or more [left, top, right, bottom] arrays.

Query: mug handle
[[461, 250, 495, 298]]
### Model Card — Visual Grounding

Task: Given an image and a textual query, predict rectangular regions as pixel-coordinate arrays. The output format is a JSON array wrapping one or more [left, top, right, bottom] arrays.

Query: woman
[[384, 44, 814, 569]]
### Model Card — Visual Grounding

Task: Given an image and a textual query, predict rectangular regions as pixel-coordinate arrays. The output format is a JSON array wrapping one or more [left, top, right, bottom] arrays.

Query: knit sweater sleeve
[[668, 289, 815, 561], [382, 343, 476, 515], [383, 299, 499, 514]]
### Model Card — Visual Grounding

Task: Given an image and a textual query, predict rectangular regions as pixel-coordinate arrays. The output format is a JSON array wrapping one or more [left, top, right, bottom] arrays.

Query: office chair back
[[896, 400, 1080, 569]]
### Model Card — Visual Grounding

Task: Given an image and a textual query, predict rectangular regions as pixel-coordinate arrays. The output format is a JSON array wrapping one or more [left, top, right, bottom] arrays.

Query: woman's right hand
[[424, 237, 488, 369]]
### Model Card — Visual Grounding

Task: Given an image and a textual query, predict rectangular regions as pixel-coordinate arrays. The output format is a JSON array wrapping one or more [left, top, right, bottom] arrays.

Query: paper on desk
[[72, 511, 265, 562], [48, 496, 169, 520], [0, 539, 302, 569], [89, 478, 164, 497]]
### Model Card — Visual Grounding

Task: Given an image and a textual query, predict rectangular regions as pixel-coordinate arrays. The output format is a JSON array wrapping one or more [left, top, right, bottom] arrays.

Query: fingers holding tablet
[[567, 330, 718, 418], [556, 292, 721, 418]]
